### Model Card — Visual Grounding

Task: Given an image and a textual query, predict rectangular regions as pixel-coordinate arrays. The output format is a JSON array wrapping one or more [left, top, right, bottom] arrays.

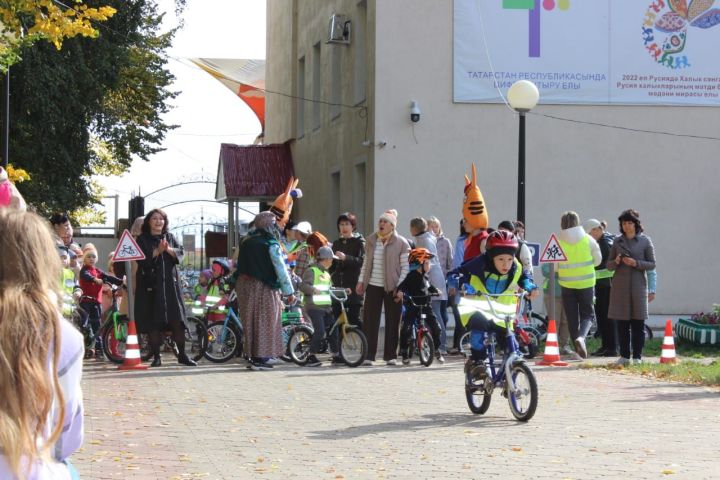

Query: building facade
[[265, 0, 720, 314]]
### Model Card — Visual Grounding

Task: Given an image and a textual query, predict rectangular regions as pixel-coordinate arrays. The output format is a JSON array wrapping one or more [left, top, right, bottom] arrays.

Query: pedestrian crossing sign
[[539, 234, 567, 263], [112, 229, 145, 262]]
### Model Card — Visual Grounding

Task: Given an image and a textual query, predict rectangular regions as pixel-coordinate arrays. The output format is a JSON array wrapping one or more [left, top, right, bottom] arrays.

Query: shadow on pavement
[[308, 412, 520, 439]]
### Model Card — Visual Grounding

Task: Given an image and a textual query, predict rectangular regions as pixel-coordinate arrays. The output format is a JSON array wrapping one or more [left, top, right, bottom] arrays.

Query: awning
[[215, 143, 295, 202], [190, 58, 266, 131]]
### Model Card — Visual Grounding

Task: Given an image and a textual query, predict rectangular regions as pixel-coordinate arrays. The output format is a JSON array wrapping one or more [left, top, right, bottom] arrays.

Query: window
[[353, 0, 366, 104], [330, 171, 341, 226], [353, 160, 366, 230], [297, 56, 305, 138], [331, 45, 341, 119], [312, 42, 321, 130]]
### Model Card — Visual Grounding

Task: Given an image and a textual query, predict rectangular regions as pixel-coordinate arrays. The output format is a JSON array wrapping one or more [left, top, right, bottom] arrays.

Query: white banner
[[454, 0, 720, 105]]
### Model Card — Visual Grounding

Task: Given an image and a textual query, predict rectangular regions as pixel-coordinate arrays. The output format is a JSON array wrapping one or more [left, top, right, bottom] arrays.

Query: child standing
[[299, 246, 340, 367], [78, 245, 122, 358], [396, 248, 443, 365]]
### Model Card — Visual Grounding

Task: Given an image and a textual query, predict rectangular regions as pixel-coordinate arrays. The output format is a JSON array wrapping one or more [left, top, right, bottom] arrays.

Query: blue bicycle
[[204, 290, 244, 363], [462, 291, 539, 421]]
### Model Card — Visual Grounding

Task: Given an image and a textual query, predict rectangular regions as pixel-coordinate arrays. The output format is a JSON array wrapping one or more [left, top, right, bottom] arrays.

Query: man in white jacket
[[557, 211, 601, 358]]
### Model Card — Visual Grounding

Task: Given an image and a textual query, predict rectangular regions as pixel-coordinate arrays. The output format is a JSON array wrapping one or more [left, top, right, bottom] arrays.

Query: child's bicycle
[[402, 294, 437, 367], [100, 284, 129, 364], [281, 294, 310, 358], [287, 288, 368, 367], [204, 290, 244, 363], [138, 317, 209, 364], [462, 291, 539, 422]]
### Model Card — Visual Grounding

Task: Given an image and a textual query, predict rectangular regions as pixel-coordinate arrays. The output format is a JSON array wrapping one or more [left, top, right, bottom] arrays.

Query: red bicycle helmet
[[409, 247, 435, 264], [485, 230, 518, 251]]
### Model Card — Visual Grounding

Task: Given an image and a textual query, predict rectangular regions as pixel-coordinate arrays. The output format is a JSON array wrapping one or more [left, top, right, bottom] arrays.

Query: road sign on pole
[[539, 234, 567, 263], [111, 230, 145, 262]]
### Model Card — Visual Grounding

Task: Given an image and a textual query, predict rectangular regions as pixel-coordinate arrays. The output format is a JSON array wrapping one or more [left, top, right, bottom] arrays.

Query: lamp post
[[507, 80, 539, 229]]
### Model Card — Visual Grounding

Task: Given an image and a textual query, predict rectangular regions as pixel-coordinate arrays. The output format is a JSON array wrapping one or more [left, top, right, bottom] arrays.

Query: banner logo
[[503, 0, 570, 57], [643, 0, 720, 69]]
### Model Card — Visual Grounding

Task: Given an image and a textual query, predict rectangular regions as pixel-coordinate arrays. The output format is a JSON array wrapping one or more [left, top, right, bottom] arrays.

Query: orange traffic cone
[[118, 317, 148, 370], [660, 319, 677, 364], [536, 319, 569, 366]]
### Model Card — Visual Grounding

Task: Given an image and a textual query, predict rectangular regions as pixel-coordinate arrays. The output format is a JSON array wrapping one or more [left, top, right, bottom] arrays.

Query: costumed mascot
[[269, 176, 302, 228], [0, 166, 27, 210], [462, 163, 489, 261]]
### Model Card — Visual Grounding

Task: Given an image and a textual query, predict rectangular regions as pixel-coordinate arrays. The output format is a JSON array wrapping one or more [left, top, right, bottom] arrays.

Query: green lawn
[[577, 337, 720, 386]]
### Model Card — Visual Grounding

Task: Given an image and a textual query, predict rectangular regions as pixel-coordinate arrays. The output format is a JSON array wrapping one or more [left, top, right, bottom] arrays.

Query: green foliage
[[8, 0, 182, 220]]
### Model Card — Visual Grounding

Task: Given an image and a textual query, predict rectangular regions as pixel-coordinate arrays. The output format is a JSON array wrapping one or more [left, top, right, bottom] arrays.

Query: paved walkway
[[72, 353, 719, 480]]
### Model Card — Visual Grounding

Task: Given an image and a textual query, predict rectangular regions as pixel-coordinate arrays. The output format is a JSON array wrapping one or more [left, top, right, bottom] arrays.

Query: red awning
[[215, 143, 295, 201]]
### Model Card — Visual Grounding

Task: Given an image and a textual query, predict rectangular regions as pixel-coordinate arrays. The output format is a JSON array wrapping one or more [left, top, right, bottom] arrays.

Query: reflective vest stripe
[[311, 266, 332, 306], [558, 260, 594, 269], [459, 259, 522, 327], [596, 268, 614, 280], [557, 236, 596, 289]]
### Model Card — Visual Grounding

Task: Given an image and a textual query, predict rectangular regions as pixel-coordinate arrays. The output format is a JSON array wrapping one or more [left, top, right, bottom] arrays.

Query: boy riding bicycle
[[449, 230, 539, 365], [299, 246, 341, 367], [396, 248, 443, 364]]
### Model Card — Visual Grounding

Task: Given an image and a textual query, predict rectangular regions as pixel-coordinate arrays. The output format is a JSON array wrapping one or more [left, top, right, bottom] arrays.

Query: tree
[[9, 0, 180, 219], [0, 0, 116, 72]]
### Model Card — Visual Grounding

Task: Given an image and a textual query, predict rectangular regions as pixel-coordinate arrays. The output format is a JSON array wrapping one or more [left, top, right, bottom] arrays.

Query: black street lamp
[[507, 80, 539, 230]]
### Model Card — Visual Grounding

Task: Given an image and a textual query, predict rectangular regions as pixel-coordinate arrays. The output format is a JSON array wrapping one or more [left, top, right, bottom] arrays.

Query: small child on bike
[[78, 245, 123, 358], [396, 247, 443, 365], [299, 246, 340, 367], [205, 259, 231, 322], [448, 230, 539, 366], [194, 269, 212, 299]]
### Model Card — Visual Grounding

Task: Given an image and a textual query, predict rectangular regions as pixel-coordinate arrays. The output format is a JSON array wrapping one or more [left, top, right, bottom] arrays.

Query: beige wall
[[373, 0, 719, 314], [267, 0, 719, 314], [265, 0, 376, 236]]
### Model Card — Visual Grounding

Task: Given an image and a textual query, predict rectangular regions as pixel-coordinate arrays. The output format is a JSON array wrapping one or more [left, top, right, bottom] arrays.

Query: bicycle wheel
[[459, 331, 471, 356], [528, 312, 548, 341], [102, 326, 126, 364], [288, 325, 313, 365], [465, 362, 492, 414], [644, 325, 653, 340], [205, 322, 240, 363], [518, 326, 540, 359], [506, 362, 538, 422], [183, 317, 208, 362], [418, 332, 434, 367], [339, 327, 367, 368]]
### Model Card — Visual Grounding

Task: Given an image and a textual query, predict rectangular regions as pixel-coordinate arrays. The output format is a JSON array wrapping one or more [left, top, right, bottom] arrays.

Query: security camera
[[410, 101, 420, 123]]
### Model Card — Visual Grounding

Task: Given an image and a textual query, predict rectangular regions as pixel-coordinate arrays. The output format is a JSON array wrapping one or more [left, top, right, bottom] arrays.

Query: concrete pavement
[[73, 354, 720, 480]]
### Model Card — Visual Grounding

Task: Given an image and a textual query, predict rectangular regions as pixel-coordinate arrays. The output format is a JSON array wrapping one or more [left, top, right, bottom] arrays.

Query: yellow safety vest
[[205, 283, 227, 314], [310, 266, 331, 306], [595, 268, 614, 280], [558, 236, 596, 289], [60, 269, 76, 318], [457, 259, 522, 328]]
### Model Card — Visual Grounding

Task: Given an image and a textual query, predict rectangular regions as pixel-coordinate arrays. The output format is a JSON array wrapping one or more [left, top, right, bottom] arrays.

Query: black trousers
[[399, 304, 441, 358], [616, 319, 645, 360], [362, 285, 402, 361], [149, 320, 186, 357], [595, 284, 615, 352], [449, 293, 466, 350]]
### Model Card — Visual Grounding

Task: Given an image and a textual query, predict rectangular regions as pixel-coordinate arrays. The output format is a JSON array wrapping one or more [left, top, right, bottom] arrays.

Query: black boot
[[177, 352, 198, 367], [150, 354, 162, 367]]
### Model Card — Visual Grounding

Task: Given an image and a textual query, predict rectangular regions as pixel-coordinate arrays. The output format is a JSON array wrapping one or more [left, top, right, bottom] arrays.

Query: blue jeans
[[430, 300, 447, 353]]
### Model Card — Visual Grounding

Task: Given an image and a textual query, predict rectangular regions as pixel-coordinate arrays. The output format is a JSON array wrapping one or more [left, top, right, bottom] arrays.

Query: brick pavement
[[73, 355, 720, 480]]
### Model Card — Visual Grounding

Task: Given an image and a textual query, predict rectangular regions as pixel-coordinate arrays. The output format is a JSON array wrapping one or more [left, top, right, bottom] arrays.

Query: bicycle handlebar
[[329, 288, 352, 302]]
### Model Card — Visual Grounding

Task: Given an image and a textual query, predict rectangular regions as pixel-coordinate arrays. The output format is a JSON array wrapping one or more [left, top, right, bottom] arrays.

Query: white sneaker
[[265, 357, 282, 366], [616, 357, 630, 366], [436, 354, 445, 364], [631, 358, 643, 365], [574, 337, 588, 359], [386, 359, 397, 366], [402, 358, 411, 365], [560, 345, 574, 355], [362, 359, 373, 366]]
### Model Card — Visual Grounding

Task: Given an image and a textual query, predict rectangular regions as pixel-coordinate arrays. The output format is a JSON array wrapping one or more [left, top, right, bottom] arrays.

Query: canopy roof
[[191, 58, 266, 130], [215, 143, 294, 202]]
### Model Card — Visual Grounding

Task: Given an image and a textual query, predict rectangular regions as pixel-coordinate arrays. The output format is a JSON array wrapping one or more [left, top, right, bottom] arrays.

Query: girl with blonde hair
[[0, 209, 84, 479]]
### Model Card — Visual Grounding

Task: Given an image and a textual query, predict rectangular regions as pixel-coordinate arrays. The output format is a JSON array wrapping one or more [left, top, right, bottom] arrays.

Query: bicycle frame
[[328, 288, 352, 340], [404, 295, 433, 349], [466, 292, 527, 396], [215, 290, 242, 344]]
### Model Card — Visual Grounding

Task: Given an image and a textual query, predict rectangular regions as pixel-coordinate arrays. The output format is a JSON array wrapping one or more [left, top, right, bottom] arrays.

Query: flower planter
[[676, 318, 720, 346]]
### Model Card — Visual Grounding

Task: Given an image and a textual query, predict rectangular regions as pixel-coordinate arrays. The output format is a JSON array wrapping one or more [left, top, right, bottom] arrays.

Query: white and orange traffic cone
[[660, 319, 677, 364], [536, 319, 569, 367], [118, 318, 148, 370]]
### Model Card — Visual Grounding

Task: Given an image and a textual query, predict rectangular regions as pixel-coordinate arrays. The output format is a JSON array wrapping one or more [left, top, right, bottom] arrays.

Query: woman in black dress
[[135, 209, 196, 367]]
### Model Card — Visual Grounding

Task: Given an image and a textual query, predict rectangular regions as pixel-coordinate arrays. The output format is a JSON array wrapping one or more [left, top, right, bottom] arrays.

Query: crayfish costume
[[462, 163, 489, 261]]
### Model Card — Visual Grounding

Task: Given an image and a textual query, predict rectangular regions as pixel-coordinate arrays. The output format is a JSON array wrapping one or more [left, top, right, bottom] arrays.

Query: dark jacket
[[596, 231, 614, 287], [331, 234, 365, 304]]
